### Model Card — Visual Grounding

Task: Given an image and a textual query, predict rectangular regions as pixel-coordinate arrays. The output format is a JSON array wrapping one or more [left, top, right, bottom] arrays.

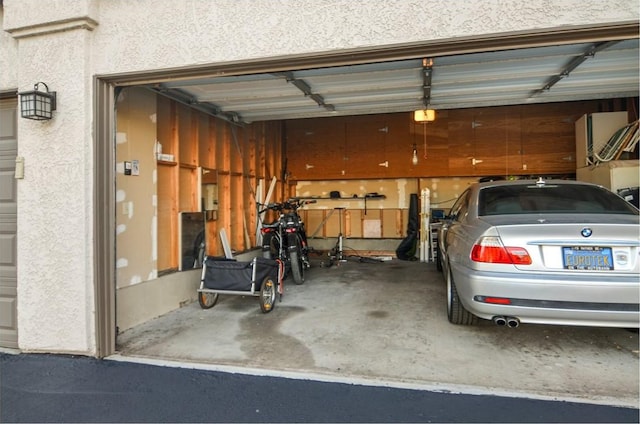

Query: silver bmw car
[[437, 178, 640, 328]]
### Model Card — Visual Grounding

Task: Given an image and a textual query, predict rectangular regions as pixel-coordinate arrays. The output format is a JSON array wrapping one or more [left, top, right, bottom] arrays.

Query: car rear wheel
[[446, 269, 477, 325]]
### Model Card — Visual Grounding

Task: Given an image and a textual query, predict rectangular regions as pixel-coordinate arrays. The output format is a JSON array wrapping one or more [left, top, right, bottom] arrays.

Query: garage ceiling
[[150, 38, 639, 124]]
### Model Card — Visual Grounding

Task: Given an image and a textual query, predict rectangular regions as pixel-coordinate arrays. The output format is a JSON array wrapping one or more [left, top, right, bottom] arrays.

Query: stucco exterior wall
[[89, 0, 639, 74], [0, 0, 638, 355], [0, 7, 18, 90]]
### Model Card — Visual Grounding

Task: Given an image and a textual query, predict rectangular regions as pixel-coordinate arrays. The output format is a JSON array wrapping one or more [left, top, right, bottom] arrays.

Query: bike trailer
[[197, 256, 284, 313]]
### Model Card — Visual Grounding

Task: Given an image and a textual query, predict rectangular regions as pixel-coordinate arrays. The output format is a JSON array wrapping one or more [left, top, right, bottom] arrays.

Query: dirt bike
[[258, 199, 315, 285]]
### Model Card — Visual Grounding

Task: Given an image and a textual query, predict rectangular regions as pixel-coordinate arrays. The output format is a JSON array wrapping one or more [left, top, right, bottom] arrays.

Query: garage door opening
[[94, 25, 639, 360]]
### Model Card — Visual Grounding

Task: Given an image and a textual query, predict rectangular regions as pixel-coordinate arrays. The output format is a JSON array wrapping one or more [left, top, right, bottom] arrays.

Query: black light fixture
[[19, 82, 57, 120]]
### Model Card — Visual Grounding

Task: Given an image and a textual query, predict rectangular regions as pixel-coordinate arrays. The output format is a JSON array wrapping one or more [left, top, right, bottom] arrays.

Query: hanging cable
[[423, 122, 428, 159]]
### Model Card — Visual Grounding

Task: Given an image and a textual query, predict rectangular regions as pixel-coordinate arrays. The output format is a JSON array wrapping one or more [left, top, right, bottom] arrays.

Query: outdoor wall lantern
[[19, 82, 57, 120]]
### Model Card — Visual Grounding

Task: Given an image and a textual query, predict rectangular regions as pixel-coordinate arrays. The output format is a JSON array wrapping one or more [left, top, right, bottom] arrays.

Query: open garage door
[[96, 24, 639, 357]]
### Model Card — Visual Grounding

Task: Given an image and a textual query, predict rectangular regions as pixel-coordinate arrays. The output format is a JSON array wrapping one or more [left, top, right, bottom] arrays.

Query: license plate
[[562, 246, 613, 270]]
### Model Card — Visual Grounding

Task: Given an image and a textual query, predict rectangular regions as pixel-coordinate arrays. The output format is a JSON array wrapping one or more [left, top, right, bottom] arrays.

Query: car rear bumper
[[450, 264, 640, 327]]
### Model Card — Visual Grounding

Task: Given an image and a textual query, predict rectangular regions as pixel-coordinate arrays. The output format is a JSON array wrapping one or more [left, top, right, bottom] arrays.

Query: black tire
[[198, 291, 219, 309], [436, 245, 443, 272], [259, 277, 276, 313], [446, 268, 477, 325], [262, 233, 275, 259], [288, 234, 305, 285], [289, 249, 304, 285]]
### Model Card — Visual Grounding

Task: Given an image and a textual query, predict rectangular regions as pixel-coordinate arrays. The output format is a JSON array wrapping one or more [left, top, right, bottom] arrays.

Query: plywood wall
[[285, 100, 630, 180]]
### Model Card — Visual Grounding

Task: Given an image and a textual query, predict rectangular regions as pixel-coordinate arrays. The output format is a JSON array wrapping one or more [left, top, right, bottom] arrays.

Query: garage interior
[[112, 31, 639, 406]]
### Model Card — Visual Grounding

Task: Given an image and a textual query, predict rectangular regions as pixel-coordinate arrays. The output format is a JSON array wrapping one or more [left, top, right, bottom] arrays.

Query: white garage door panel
[[0, 100, 18, 349], [0, 170, 16, 201], [0, 295, 17, 328], [0, 234, 15, 265]]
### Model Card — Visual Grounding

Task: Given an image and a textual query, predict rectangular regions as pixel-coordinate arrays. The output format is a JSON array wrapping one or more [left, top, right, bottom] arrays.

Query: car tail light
[[480, 296, 512, 305], [471, 236, 532, 265]]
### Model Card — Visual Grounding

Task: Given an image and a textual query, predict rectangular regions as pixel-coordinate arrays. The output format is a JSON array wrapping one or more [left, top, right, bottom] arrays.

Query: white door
[[0, 99, 18, 348]]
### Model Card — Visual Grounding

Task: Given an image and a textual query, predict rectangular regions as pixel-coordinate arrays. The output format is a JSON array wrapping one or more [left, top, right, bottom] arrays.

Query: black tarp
[[396, 193, 419, 260], [202, 257, 279, 291]]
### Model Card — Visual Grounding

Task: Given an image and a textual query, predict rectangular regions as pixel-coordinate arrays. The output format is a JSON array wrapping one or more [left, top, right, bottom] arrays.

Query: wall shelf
[[295, 194, 386, 200]]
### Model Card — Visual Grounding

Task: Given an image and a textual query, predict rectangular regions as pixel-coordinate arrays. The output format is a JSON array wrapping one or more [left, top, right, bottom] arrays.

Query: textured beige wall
[[88, 0, 639, 75], [3, 0, 639, 89], [0, 8, 18, 91]]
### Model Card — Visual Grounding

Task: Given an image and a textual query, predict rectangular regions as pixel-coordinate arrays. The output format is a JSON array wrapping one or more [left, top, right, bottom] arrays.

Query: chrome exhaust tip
[[492, 316, 507, 326], [506, 317, 520, 328]]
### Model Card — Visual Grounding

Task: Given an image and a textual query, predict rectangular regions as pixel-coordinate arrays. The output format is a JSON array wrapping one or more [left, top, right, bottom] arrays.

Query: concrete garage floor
[[115, 257, 639, 408]]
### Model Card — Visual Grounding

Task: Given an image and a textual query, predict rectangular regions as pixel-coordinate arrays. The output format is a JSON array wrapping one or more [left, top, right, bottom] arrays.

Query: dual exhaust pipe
[[492, 316, 520, 328]]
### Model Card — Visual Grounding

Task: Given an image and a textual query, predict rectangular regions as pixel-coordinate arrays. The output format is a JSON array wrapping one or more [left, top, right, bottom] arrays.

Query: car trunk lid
[[481, 215, 640, 273]]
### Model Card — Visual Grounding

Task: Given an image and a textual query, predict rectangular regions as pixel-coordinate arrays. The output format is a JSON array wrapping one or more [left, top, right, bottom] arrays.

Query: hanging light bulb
[[412, 144, 418, 165]]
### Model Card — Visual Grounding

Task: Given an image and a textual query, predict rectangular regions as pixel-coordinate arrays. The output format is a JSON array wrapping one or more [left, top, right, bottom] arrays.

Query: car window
[[478, 183, 639, 216], [449, 189, 470, 222]]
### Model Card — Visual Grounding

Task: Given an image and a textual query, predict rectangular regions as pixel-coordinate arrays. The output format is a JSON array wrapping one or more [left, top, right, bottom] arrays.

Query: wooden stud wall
[[155, 97, 285, 272]]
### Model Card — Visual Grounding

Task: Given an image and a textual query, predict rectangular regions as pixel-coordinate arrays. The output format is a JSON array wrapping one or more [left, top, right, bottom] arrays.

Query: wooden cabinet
[[286, 102, 604, 180]]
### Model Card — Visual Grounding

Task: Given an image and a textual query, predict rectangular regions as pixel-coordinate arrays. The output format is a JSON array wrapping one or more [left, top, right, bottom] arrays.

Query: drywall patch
[[151, 215, 157, 261], [363, 220, 382, 237], [116, 132, 127, 144], [116, 189, 126, 202], [116, 224, 126, 235], [116, 258, 128, 268], [397, 179, 407, 209]]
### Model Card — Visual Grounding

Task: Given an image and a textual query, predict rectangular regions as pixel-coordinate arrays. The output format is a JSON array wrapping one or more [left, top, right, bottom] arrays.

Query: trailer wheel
[[260, 277, 277, 313], [198, 292, 219, 309]]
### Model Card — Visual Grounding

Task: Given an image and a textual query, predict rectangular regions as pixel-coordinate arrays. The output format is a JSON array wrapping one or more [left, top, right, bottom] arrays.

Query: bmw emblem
[[581, 228, 593, 238]]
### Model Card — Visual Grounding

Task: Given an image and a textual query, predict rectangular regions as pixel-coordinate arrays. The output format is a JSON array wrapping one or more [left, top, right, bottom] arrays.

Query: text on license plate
[[562, 246, 613, 270]]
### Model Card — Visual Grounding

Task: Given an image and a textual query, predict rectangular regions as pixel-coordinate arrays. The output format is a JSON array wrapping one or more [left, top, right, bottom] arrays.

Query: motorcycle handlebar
[[258, 198, 316, 213]]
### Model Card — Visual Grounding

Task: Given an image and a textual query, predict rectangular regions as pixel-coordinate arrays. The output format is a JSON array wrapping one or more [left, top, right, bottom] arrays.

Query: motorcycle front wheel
[[288, 234, 305, 285]]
